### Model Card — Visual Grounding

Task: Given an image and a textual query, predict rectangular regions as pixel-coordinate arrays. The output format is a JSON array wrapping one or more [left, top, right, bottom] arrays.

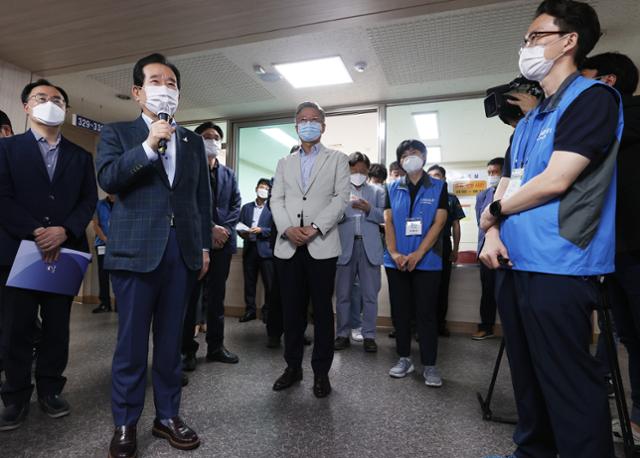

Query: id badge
[[405, 218, 423, 236], [97, 246, 106, 255], [503, 168, 524, 200]]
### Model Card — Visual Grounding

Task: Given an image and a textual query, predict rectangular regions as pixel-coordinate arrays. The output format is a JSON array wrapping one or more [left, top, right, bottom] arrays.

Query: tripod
[[476, 337, 517, 425]]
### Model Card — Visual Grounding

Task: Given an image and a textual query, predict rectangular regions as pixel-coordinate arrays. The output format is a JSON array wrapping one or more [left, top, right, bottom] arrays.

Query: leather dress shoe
[[38, 394, 70, 418], [183, 353, 197, 372], [0, 403, 29, 431], [92, 303, 111, 313], [273, 367, 303, 391], [363, 338, 378, 353], [108, 425, 137, 458], [206, 346, 239, 364], [313, 375, 332, 398], [239, 311, 256, 323], [152, 417, 200, 450], [334, 336, 350, 350], [181, 373, 189, 387]]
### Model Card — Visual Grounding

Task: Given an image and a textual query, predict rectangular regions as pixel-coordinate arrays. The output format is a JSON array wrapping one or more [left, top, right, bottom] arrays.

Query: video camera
[[484, 76, 543, 124]]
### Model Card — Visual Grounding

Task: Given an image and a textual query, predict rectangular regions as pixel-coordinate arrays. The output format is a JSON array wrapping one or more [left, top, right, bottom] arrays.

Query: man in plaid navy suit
[[96, 53, 211, 458]]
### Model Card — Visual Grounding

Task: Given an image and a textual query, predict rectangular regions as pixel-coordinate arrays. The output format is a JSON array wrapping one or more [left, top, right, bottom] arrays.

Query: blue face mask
[[297, 121, 322, 142]]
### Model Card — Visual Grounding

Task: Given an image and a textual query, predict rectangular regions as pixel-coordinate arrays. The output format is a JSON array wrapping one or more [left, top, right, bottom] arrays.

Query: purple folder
[[6, 241, 92, 296]]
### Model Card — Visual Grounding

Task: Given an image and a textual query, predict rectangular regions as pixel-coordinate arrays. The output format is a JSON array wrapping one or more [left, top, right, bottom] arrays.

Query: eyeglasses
[[28, 93, 66, 108], [521, 31, 569, 48]]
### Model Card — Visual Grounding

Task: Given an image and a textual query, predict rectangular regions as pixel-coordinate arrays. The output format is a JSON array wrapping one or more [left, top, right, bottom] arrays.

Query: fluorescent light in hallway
[[274, 56, 353, 88], [261, 128, 299, 148], [413, 112, 439, 140]]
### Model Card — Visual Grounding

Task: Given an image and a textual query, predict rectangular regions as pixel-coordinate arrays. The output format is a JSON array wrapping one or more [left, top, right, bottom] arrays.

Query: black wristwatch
[[489, 199, 503, 218]]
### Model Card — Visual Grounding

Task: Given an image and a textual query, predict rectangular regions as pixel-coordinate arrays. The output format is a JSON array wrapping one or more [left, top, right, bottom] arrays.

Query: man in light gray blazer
[[270, 101, 350, 398], [334, 152, 385, 353]]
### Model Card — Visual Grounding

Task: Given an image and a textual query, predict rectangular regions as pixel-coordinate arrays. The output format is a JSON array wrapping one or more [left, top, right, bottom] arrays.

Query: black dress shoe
[[313, 375, 332, 398], [206, 346, 239, 364], [363, 338, 378, 353], [181, 373, 189, 387], [239, 311, 256, 323], [303, 334, 312, 346], [0, 403, 29, 431], [109, 425, 137, 458], [38, 394, 70, 418], [273, 367, 303, 391], [183, 353, 197, 372], [92, 303, 111, 314], [152, 417, 200, 451], [388, 329, 396, 338], [334, 336, 350, 350], [266, 336, 281, 348]]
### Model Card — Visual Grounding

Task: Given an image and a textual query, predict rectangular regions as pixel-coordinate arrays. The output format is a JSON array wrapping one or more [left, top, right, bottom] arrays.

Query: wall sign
[[72, 114, 103, 133]]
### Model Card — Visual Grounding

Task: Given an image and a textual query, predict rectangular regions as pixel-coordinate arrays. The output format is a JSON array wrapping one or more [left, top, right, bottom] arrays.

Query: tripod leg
[[599, 277, 636, 458]]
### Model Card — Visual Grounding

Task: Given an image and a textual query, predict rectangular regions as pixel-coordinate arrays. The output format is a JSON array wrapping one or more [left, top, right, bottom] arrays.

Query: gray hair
[[294, 101, 326, 122]]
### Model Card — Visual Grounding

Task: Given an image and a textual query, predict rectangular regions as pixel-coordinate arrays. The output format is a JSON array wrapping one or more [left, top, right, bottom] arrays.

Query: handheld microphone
[[157, 111, 170, 155]]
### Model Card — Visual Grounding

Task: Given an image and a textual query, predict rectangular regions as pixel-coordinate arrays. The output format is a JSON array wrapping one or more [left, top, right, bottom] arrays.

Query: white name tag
[[97, 246, 106, 255], [503, 168, 524, 200], [405, 218, 423, 236]]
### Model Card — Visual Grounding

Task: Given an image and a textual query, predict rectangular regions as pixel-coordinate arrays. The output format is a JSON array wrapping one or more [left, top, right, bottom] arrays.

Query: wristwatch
[[311, 222, 321, 233], [489, 199, 503, 219]]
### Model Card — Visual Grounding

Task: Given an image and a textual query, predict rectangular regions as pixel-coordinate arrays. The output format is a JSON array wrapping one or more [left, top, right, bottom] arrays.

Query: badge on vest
[[503, 168, 524, 200], [405, 218, 423, 236]]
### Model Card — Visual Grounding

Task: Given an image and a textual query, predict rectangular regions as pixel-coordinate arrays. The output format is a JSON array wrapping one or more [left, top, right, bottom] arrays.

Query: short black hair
[[369, 163, 388, 182], [348, 151, 371, 169], [582, 52, 639, 95], [395, 139, 427, 165], [389, 161, 404, 173], [487, 157, 505, 168], [0, 110, 12, 129], [256, 178, 271, 188], [133, 53, 181, 90], [534, 0, 601, 65], [194, 121, 224, 140], [21, 79, 70, 106], [427, 164, 446, 177], [295, 101, 326, 122]]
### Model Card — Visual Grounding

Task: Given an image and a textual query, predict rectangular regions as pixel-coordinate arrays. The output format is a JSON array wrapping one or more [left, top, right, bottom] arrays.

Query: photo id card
[[503, 168, 524, 200], [405, 218, 422, 236]]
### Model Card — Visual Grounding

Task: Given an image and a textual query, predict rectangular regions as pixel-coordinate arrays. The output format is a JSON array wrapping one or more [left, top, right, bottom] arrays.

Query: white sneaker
[[389, 357, 414, 378], [350, 328, 364, 342], [423, 366, 443, 387]]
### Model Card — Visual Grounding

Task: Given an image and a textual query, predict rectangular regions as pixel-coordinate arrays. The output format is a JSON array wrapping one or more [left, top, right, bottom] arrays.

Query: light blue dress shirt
[[32, 129, 61, 181], [299, 144, 321, 192]]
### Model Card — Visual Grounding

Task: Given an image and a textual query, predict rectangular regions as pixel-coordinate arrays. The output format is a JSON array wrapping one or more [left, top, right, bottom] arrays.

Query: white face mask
[[487, 175, 500, 188], [401, 155, 424, 174], [257, 188, 269, 199], [31, 101, 66, 126], [350, 173, 367, 187], [518, 35, 567, 82], [203, 138, 221, 158], [143, 85, 179, 116]]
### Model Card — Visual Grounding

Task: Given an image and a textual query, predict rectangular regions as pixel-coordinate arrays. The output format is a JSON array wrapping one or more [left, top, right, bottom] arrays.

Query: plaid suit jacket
[[95, 116, 212, 273]]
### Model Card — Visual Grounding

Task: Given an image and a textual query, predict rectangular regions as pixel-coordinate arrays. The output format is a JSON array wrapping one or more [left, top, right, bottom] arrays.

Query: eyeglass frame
[[26, 93, 67, 109], [521, 30, 571, 48]]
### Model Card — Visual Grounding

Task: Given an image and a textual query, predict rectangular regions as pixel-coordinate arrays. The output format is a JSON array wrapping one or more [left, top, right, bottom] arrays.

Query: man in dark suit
[[0, 80, 97, 430], [238, 178, 274, 323], [95, 54, 211, 458]]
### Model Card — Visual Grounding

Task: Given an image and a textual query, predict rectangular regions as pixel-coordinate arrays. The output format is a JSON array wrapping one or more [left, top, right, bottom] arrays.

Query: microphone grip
[[157, 112, 170, 154]]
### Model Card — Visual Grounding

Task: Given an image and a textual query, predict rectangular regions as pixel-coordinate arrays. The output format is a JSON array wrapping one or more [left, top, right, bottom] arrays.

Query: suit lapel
[[23, 132, 50, 182], [131, 116, 170, 188], [304, 144, 329, 195], [52, 138, 71, 184], [293, 151, 303, 192], [172, 126, 189, 189]]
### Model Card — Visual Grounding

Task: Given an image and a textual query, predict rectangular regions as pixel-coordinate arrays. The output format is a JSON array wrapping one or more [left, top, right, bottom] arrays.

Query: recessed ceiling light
[[427, 146, 442, 163], [261, 128, 298, 148], [274, 56, 353, 89], [413, 112, 439, 140]]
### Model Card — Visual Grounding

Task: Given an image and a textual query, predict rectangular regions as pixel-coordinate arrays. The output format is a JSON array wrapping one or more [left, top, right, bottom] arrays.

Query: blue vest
[[501, 74, 624, 275], [383, 175, 445, 271]]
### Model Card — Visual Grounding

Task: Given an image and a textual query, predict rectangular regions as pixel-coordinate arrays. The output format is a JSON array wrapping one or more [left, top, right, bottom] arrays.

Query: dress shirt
[[32, 129, 61, 181], [299, 144, 321, 192], [141, 113, 177, 185]]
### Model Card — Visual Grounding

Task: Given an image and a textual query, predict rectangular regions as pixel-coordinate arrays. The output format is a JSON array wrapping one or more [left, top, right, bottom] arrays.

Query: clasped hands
[[389, 249, 424, 272], [285, 226, 319, 247], [33, 226, 67, 263]]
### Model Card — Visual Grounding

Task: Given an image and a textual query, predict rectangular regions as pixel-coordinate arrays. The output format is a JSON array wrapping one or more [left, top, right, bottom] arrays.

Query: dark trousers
[[609, 252, 640, 424], [496, 269, 613, 458], [478, 263, 497, 332], [110, 230, 196, 426], [97, 253, 111, 308], [386, 268, 440, 366], [242, 241, 274, 315], [0, 267, 8, 375], [182, 278, 204, 357], [1, 281, 73, 407], [266, 264, 284, 339], [206, 249, 232, 351], [436, 240, 452, 330], [275, 247, 336, 376]]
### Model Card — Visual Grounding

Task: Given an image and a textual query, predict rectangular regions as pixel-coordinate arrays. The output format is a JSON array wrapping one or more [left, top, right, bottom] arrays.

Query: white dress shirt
[[141, 113, 177, 186]]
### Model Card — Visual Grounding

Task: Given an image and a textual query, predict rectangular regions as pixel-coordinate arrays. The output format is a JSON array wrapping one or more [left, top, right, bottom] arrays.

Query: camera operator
[[480, 1, 623, 457], [582, 52, 640, 442]]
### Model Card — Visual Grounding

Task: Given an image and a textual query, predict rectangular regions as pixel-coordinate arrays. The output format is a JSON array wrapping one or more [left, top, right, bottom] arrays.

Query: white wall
[[0, 59, 31, 133]]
